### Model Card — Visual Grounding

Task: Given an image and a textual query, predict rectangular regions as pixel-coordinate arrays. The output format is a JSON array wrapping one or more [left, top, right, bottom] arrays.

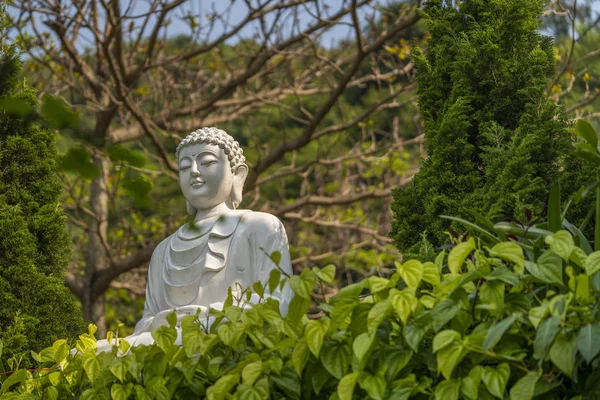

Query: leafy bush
[[390, 0, 590, 257], [4, 230, 600, 399]]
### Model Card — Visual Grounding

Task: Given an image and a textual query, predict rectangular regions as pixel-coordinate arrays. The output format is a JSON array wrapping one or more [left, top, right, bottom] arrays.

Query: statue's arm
[[133, 238, 168, 333]]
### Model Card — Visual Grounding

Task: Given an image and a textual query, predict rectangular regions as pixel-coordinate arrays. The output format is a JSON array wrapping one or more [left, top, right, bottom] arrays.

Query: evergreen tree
[[391, 0, 588, 256], [0, 45, 84, 359]]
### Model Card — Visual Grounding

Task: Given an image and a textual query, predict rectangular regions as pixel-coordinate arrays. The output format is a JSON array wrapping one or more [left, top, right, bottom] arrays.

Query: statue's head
[[175, 127, 248, 215]]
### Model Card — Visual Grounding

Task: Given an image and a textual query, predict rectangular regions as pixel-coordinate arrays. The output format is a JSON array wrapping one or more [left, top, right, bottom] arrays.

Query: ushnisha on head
[[176, 127, 248, 214]]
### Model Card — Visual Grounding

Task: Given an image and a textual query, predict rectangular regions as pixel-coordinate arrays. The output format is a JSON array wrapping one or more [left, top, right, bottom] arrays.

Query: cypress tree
[[0, 45, 84, 359], [391, 0, 587, 256]]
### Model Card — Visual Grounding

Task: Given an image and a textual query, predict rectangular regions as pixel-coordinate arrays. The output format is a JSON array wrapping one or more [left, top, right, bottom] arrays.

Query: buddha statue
[[95, 127, 294, 350]]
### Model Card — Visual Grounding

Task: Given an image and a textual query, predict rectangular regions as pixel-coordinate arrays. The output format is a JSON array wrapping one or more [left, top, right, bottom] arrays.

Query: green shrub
[[390, 0, 590, 257], [3, 232, 600, 399], [0, 46, 85, 361]]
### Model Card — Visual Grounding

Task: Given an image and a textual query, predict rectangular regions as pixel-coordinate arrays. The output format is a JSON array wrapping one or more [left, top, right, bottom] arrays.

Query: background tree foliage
[[390, 0, 594, 258], [0, 35, 84, 360]]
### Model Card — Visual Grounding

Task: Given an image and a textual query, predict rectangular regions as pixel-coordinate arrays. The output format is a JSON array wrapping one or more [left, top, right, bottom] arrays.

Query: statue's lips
[[191, 181, 205, 188]]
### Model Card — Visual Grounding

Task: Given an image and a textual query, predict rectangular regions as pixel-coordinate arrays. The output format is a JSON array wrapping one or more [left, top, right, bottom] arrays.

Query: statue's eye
[[179, 163, 191, 170], [201, 160, 217, 167]]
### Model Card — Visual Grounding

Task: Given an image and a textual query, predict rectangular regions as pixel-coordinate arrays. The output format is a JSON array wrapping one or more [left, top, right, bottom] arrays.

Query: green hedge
[[2, 229, 600, 399]]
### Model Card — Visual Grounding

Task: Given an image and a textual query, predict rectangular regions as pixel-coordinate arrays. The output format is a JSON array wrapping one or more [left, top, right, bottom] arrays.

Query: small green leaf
[[395, 260, 423, 288], [549, 332, 577, 376], [82, 350, 102, 383], [367, 300, 391, 332], [111, 383, 133, 400], [122, 175, 153, 208], [321, 341, 351, 379], [483, 315, 517, 351], [242, 361, 263, 386], [206, 374, 240, 400], [509, 370, 541, 400], [435, 378, 460, 400], [270, 251, 281, 266], [403, 324, 426, 352], [41, 94, 77, 129], [448, 239, 475, 274], [107, 145, 147, 167], [313, 265, 336, 283], [461, 366, 482, 400], [526, 252, 564, 286], [268, 269, 281, 294], [353, 332, 374, 362], [482, 363, 510, 399], [60, 146, 100, 179], [489, 242, 524, 271], [576, 323, 600, 363], [436, 336, 468, 379], [546, 231, 574, 261], [337, 372, 360, 400], [292, 338, 310, 376], [358, 374, 386, 400], [433, 330, 461, 353], [109, 357, 131, 382], [422, 261, 441, 285], [585, 251, 600, 276], [575, 119, 598, 148], [534, 316, 560, 360], [305, 318, 330, 357]]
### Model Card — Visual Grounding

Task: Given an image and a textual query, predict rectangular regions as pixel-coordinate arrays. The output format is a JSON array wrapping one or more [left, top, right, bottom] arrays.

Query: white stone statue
[[95, 127, 293, 351]]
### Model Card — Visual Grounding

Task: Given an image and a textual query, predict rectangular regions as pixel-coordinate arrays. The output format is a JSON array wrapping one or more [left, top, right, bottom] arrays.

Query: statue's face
[[178, 143, 234, 211]]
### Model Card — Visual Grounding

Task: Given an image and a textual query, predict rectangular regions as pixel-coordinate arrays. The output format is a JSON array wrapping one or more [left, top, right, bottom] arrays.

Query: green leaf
[[122, 175, 154, 208], [584, 251, 600, 276], [433, 330, 461, 353], [526, 252, 564, 286], [548, 181, 561, 233], [305, 318, 330, 357], [509, 370, 541, 400], [338, 372, 360, 400], [430, 298, 462, 331], [289, 272, 316, 300], [489, 242, 525, 271], [367, 276, 390, 293], [367, 300, 391, 332], [486, 266, 519, 286], [0, 369, 26, 394], [292, 338, 310, 376], [448, 239, 475, 274], [461, 366, 482, 400], [549, 332, 577, 376], [483, 315, 517, 351], [44, 386, 59, 400], [379, 347, 412, 382], [575, 119, 598, 148], [546, 231, 574, 261], [482, 363, 510, 399], [270, 367, 300, 397], [107, 145, 147, 167], [321, 341, 351, 379], [41, 94, 77, 129], [0, 97, 32, 116], [353, 332, 374, 362], [313, 265, 336, 283], [111, 383, 133, 400], [252, 281, 265, 298], [151, 326, 177, 351], [390, 289, 416, 325], [206, 374, 240, 400], [109, 357, 131, 382], [82, 350, 101, 383], [268, 269, 281, 294], [533, 316, 560, 360], [60, 146, 100, 179], [480, 281, 504, 307], [435, 379, 460, 400], [436, 336, 468, 379], [577, 323, 600, 363], [242, 362, 263, 386], [395, 260, 423, 288], [422, 261, 441, 286], [358, 374, 386, 400], [403, 324, 426, 352], [270, 251, 281, 266]]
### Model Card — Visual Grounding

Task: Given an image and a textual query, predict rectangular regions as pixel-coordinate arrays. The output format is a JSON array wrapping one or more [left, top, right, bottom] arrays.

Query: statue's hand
[[151, 305, 208, 330]]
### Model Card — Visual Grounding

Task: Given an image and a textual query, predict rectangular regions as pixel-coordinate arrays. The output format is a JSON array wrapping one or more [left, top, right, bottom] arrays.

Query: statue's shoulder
[[238, 210, 285, 233]]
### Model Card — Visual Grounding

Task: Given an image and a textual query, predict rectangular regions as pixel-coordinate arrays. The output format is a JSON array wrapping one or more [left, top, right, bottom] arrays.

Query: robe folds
[[133, 209, 294, 334]]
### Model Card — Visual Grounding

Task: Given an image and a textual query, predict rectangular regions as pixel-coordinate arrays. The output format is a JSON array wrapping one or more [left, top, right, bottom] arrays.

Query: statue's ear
[[231, 164, 248, 207]]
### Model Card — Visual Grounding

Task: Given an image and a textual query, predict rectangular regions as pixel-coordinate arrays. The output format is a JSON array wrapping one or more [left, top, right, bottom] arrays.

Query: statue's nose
[[190, 162, 201, 176]]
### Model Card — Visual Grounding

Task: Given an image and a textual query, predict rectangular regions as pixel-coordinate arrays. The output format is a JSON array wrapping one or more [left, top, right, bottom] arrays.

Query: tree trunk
[[83, 150, 110, 337]]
